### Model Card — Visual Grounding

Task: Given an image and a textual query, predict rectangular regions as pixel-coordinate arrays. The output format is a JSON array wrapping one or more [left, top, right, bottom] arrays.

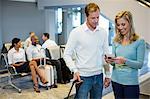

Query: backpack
[[59, 58, 73, 83], [1, 44, 8, 53]]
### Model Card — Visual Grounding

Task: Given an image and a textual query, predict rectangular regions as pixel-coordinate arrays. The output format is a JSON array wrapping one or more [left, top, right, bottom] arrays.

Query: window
[[72, 7, 81, 28], [56, 8, 62, 34], [99, 14, 115, 46]]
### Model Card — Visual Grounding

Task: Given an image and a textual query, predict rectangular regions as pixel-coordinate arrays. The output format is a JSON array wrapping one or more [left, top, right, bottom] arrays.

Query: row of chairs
[[0, 45, 64, 93], [1, 53, 23, 93]]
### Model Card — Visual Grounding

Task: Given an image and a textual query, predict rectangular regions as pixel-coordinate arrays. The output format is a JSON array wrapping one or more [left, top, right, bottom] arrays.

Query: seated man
[[26, 35, 63, 84], [42, 33, 57, 49], [8, 38, 48, 93], [24, 32, 35, 49]]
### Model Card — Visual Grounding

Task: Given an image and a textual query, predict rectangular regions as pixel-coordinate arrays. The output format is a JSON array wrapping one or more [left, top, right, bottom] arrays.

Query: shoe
[[42, 80, 48, 84], [52, 84, 58, 88], [57, 80, 65, 84], [41, 78, 48, 84], [33, 85, 40, 93]]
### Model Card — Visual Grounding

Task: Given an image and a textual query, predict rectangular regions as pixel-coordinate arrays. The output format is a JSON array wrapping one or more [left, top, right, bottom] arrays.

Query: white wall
[[38, 0, 150, 43], [148, 10, 150, 42], [97, 0, 150, 43], [37, 0, 86, 9], [0, 0, 2, 48], [2, 0, 45, 43], [44, 9, 56, 41]]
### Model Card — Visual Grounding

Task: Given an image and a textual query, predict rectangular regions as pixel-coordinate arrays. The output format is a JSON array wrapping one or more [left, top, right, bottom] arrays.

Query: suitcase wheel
[[46, 86, 49, 90]]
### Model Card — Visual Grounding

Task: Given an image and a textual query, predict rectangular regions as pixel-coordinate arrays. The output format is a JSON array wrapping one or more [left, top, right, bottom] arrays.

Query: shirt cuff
[[73, 68, 78, 73]]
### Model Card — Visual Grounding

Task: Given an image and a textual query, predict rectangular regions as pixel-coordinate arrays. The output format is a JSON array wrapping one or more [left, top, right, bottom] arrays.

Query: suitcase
[[38, 58, 55, 89], [38, 65, 54, 87]]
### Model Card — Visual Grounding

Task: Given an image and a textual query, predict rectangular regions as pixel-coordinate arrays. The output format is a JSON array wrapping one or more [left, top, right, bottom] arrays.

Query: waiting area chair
[[47, 46, 61, 60], [1, 53, 30, 93]]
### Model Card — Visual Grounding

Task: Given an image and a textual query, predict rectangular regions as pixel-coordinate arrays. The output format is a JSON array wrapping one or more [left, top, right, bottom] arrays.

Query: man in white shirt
[[63, 3, 111, 99], [42, 33, 57, 49], [24, 32, 35, 49], [41, 33, 64, 84], [26, 35, 46, 65]]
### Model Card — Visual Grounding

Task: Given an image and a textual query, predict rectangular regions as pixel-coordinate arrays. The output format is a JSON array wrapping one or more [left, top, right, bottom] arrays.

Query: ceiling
[[10, 0, 150, 8], [10, 0, 36, 2], [136, 0, 150, 8]]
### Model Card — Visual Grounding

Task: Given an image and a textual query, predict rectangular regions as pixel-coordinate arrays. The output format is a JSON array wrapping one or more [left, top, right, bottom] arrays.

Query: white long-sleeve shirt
[[63, 23, 109, 77], [42, 39, 57, 49], [24, 37, 31, 49], [8, 47, 26, 64], [26, 44, 45, 61]]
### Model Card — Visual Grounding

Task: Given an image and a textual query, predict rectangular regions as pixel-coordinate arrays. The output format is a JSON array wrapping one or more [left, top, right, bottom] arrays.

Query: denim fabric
[[75, 73, 103, 99]]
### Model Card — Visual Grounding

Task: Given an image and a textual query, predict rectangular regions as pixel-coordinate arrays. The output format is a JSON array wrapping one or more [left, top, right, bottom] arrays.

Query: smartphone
[[107, 56, 112, 59], [105, 54, 115, 59]]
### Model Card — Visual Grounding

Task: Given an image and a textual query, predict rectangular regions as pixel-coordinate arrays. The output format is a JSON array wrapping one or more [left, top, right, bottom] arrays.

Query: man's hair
[[43, 33, 49, 39], [29, 32, 35, 35], [85, 3, 100, 17]]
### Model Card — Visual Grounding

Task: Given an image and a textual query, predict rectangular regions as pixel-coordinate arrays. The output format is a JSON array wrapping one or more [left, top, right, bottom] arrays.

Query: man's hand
[[74, 72, 81, 82], [104, 78, 111, 88]]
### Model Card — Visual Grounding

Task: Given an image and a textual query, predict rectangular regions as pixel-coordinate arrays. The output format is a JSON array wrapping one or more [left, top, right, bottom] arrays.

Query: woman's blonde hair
[[114, 11, 139, 44]]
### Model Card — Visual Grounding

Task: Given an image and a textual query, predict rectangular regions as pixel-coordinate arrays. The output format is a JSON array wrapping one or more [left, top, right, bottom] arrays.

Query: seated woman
[[26, 35, 63, 84], [7, 38, 48, 93]]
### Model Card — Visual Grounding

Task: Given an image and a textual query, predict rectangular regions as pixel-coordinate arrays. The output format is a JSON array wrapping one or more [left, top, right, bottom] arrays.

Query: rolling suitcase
[[38, 58, 55, 89]]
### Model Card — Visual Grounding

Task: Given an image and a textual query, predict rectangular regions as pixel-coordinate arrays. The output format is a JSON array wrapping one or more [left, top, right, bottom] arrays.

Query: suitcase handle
[[39, 48, 46, 67], [65, 80, 77, 99], [65, 80, 83, 99]]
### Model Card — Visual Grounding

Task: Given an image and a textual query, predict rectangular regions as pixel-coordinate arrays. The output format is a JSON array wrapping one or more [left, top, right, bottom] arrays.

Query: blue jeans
[[112, 81, 139, 99], [75, 73, 103, 99]]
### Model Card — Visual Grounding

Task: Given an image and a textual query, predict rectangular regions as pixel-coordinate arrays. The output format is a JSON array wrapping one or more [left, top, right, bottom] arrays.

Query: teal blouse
[[111, 39, 145, 85]]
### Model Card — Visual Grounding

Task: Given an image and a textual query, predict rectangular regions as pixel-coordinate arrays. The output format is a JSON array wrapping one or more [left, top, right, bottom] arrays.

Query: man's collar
[[82, 22, 100, 32]]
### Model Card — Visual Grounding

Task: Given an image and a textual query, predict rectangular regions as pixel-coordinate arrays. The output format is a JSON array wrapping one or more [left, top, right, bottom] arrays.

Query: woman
[[8, 38, 48, 93], [105, 11, 145, 99]]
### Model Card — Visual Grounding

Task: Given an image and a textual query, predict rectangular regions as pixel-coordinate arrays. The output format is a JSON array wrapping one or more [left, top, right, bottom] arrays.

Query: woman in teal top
[[105, 11, 145, 99]]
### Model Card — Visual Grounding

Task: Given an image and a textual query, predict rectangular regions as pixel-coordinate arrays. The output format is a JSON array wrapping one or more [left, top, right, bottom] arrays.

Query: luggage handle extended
[[65, 80, 83, 99]]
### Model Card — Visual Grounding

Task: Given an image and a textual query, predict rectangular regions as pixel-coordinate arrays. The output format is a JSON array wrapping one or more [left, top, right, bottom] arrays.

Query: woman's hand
[[19, 62, 24, 66], [105, 55, 115, 64], [113, 57, 126, 64], [12, 62, 24, 67]]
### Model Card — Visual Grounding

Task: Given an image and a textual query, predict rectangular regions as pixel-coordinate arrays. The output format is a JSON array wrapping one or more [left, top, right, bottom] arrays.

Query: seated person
[[24, 32, 35, 49], [26, 35, 64, 84], [42, 33, 57, 49], [8, 38, 48, 93], [42, 33, 64, 83]]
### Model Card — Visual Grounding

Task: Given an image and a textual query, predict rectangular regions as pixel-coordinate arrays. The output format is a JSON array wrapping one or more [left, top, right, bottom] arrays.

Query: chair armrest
[[8, 65, 17, 75]]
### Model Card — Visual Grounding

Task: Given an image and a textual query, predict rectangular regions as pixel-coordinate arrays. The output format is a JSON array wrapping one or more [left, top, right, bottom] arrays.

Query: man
[[26, 35, 45, 63], [41, 33, 64, 84], [24, 32, 35, 49], [42, 33, 57, 49], [63, 3, 111, 99]]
